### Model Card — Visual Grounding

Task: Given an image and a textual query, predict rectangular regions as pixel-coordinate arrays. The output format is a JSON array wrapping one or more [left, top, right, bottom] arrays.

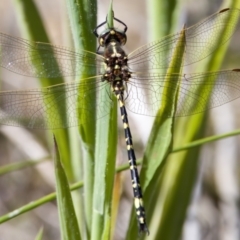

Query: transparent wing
[[1, 70, 240, 129], [128, 8, 240, 71], [0, 33, 104, 78], [0, 77, 114, 129], [125, 69, 240, 117]]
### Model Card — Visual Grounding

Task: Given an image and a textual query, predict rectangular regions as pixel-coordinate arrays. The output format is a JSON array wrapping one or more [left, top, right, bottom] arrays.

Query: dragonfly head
[[94, 17, 128, 54], [98, 28, 127, 47]]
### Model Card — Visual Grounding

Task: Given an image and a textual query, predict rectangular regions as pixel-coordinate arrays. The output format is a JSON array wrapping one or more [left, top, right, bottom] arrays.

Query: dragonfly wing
[[0, 33, 104, 78], [176, 69, 240, 116], [128, 8, 240, 71], [125, 73, 180, 116], [126, 69, 240, 117], [0, 77, 113, 129]]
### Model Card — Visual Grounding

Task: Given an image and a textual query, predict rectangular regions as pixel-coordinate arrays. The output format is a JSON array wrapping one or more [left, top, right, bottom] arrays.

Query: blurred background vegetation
[[0, 0, 240, 239]]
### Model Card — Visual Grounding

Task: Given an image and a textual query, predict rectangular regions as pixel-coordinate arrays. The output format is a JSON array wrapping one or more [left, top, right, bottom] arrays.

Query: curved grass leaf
[[0, 180, 83, 224], [91, 5, 117, 239], [65, 0, 97, 235], [153, 1, 240, 240], [148, 0, 179, 38], [34, 227, 44, 240], [172, 128, 240, 153], [0, 157, 49, 176], [13, 0, 73, 179], [126, 25, 186, 239], [1, 124, 240, 226], [107, 0, 114, 28], [91, 94, 117, 239], [54, 137, 81, 240], [3, 1, 240, 239]]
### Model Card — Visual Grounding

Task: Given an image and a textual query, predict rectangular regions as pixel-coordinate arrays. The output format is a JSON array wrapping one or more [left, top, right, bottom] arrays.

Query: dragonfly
[[1, 7, 240, 234]]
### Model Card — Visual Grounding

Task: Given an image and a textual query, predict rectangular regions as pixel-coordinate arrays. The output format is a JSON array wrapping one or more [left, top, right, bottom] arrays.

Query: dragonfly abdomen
[[117, 92, 149, 234]]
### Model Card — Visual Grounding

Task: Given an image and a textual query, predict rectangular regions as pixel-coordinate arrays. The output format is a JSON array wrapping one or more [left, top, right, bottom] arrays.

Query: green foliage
[[54, 137, 81, 240], [34, 227, 44, 240], [1, 0, 240, 239]]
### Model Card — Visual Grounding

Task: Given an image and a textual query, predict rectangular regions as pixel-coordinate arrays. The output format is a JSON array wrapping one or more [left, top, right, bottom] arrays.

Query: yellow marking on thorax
[[111, 42, 121, 57]]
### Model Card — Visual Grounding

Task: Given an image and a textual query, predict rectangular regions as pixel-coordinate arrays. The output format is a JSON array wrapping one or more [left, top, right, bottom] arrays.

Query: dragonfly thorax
[[102, 40, 131, 94], [98, 28, 127, 47]]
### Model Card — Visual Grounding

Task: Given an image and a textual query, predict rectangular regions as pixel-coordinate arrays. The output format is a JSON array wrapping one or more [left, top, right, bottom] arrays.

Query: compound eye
[[121, 35, 127, 46], [121, 38, 126, 46]]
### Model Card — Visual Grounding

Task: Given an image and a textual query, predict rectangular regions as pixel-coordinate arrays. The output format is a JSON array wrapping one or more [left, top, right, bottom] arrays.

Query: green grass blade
[[107, 0, 114, 28], [91, 5, 117, 240], [173, 128, 240, 153], [1, 122, 240, 226], [12, 0, 72, 179], [153, 2, 240, 240], [126, 25, 186, 238], [0, 157, 49, 176], [65, 0, 97, 235], [91, 96, 117, 240], [148, 0, 179, 38], [142, 26, 186, 188], [53, 137, 81, 240], [34, 227, 44, 240], [0, 180, 83, 224]]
